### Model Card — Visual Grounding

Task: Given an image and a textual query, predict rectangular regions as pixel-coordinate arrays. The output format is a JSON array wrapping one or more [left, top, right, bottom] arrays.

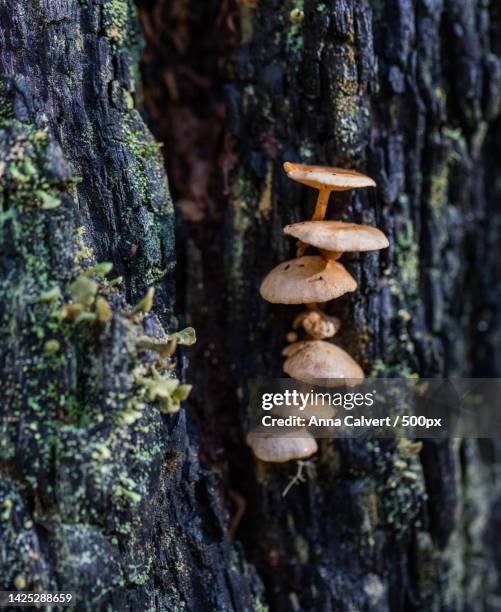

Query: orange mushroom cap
[[273, 402, 336, 421], [283, 340, 364, 386], [284, 221, 389, 252], [283, 162, 376, 191], [246, 427, 318, 462], [259, 255, 357, 304]]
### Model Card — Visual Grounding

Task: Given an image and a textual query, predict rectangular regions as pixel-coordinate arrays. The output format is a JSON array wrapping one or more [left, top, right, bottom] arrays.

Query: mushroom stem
[[311, 188, 331, 221], [296, 240, 307, 257], [320, 249, 343, 261]]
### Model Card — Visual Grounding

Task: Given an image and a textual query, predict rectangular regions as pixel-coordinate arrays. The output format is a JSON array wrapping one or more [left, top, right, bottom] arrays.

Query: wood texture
[[140, 0, 501, 609], [0, 1, 263, 609], [1, 0, 501, 610]]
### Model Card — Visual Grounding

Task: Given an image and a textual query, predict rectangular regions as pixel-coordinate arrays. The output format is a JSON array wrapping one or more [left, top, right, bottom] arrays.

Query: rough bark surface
[[2, 0, 501, 611], [140, 0, 501, 610], [0, 1, 263, 609]]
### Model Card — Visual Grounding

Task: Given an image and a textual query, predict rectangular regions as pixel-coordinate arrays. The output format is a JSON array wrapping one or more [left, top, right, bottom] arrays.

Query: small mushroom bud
[[293, 309, 341, 340]]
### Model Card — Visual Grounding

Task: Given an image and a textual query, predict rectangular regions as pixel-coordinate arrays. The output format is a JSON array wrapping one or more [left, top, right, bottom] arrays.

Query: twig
[[282, 460, 314, 497]]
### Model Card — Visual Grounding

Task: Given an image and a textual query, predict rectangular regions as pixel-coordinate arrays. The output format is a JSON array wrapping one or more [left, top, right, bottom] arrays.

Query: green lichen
[[0, 121, 74, 217], [0, 114, 190, 594], [285, 0, 305, 58], [109, 110, 175, 306], [367, 439, 426, 536], [228, 167, 258, 301], [102, 0, 139, 56], [117, 114, 163, 203]]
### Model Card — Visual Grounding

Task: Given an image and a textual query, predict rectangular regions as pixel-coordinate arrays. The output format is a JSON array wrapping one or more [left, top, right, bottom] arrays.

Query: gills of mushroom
[[283, 220, 389, 252], [246, 427, 318, 463], [283, 340, 364, 387], [283, 162, 376, 222], [259, 255, 356, 304]]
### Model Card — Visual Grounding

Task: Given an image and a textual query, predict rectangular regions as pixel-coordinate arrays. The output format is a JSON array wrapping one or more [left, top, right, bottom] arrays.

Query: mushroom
[[302, 403, 336, 420], [318, 250, 342, 261], [273, 402, 336, 421], [259, 255, 356, 304], [293, 309, 341, 340], [284, 220, 389, 252], [283, 162, 376, 221], [246, 427, 318, 462], [252, 162, 383, 463], [283, 340, 364, 386], [282, 341, 310, 357]]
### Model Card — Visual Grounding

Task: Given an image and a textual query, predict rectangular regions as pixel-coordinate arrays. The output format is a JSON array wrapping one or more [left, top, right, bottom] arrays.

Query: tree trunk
[[140, 0, 501, 610], [0, 1, 263, 609], [2, 0, 501, 611]]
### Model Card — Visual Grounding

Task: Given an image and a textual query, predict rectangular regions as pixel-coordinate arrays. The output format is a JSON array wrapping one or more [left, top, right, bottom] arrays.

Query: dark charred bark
[[1, 0, 501, 610], [140, 0, 501, 610], [0, 1, 262, 609]]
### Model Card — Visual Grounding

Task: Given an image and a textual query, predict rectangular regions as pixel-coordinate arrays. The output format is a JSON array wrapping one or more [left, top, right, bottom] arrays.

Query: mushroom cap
[[246, 427, 318, 462], [303, 403, 337, 420], [273, 403, 336, 420], [282, 341, 310, 357], [259, 256, 357, 304], [283, 162, 376, 191], [283, 340, 364, 386], [284, 221, 389, 252]]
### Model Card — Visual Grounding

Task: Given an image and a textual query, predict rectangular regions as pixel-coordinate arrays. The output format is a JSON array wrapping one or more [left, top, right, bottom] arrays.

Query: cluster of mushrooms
[[247, 162, 389, 463]]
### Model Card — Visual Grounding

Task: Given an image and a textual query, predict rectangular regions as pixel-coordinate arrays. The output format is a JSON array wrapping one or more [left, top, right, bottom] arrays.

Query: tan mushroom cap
[[273, 403, 336, 420], [259, 256, 357, 304], [246, 427, 318, 462], [283, 340, 364, 386], [282, 341, 310, 358], [284, 221, 389, 252], [283, 162, 376, 191], [303, 403, 336, 420]]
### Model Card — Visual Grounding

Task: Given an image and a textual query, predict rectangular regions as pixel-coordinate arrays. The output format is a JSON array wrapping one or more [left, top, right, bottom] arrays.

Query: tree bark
[[140, 0, 501, 610], [2, 0, 501, 610], [0, 1, 263, 609]]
